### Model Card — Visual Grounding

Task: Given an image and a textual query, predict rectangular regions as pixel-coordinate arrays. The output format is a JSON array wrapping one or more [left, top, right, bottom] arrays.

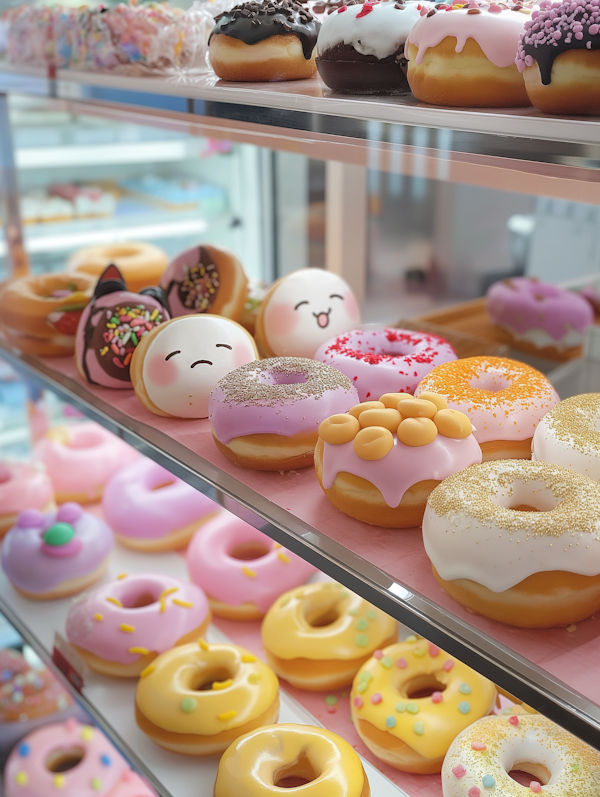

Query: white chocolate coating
[[260, 269, 361, 359], [442, 713, 600, 797], [532, 394, 600, 482], [139, 316, 257, 418], [317, 0, 425, 58], [423, 460, 600, 593]]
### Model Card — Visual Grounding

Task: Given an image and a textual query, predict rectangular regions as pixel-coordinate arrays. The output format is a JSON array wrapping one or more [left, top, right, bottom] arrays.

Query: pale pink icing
[[111, 771, 157, 797], [209, 359, 359, 444], [1, 503, 113, 595], [407, 4, 528, 68], [322, 433, 482, 507], [315, 327, 456, 402], [4, 719, 129, 797], [415, 357, 560, 444], [102, 458, 218, 541], [65, 573, 209, 666], [186, 513, 316, 613], [34, 422, 139, 500], [486, 277, 594, 343], [0, 462, 54, 517]]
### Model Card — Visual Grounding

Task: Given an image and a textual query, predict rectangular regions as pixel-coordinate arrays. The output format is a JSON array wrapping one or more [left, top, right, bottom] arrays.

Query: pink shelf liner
[[43, 355, 600, 716]]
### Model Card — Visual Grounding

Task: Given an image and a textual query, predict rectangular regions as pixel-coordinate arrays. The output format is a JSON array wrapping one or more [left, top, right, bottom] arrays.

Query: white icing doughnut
[[255, 269, 361, 359], [130, 315, 258, 419], [442, 713, 600, 797], [532, 394, 600, 481]]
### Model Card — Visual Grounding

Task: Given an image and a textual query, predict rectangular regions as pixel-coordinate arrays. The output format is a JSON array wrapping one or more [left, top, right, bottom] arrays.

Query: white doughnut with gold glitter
[[442, 713, 600, 797], [532, 394, 600, 482]]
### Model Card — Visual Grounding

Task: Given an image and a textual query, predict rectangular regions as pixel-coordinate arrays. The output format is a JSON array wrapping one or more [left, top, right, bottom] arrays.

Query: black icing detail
[[522, 17, 600, 85], [211, 0, 321, 60]]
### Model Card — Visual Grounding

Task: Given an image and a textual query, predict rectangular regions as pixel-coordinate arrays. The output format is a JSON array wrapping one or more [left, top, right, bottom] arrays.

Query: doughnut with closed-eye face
[[130, 315, 258, 419], [254, 269, 361, 359], [159, 244, 249, 322]]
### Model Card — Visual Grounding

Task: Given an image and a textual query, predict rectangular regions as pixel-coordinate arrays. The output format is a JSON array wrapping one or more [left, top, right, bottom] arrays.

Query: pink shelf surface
[[34, 355, 600, 718]]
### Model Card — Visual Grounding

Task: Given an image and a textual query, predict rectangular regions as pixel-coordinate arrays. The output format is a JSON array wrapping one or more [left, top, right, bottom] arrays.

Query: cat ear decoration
[[139, 284, 169, 312], [93, 264, 126, 298]]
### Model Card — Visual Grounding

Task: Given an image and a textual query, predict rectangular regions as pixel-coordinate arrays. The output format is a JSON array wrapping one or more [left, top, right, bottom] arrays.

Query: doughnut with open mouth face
[[130, 315, 258, 419], [254, 268, 361, 359]]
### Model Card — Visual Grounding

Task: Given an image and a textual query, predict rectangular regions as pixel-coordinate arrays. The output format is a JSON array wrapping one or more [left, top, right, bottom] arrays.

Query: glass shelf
[[1, 340, 599, 753]]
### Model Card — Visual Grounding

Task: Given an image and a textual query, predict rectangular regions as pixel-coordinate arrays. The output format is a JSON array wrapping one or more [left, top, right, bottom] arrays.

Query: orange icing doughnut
[[415, 357, 559, 461]]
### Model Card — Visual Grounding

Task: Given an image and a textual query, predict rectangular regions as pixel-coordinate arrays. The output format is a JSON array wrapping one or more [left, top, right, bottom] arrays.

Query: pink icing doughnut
[[66, 573, 210, 677], [111, 771, 157, 797], [486, 277, 594, 353], [315, 327, 457, 402], [0, 461, 55, 538], [1, 503, 113, 600], [187, 513, 316, 619], [35, 422, 139, 504], [4, 719, 133, 797], [102, 459, 219, 552], [209, 357, 359, 471]]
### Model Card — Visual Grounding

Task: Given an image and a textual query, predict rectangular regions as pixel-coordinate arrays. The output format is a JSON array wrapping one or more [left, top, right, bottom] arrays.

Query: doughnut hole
[[117, 582, 161, 610], [151, 478, 176, 491], [45, 747, 85, 773], [319, 414, 360, 445], [228, 541, 271, 561], [508, 762, 551, 787], [303, 594, 343, 629], [397, 399, 438, 420], [349, 401, 385, 419], [468, 369, 514, 392], [397, 417, 438, 447], [353, 426, 394, 460], [379, 392, 413, 409], [190, 666, 235, 692], [269, 372, 308, 386], [401, 674, 447, 701], [491, 481, 559, 514], [274, 752, 318, 788], [359, 408, 401, 433]]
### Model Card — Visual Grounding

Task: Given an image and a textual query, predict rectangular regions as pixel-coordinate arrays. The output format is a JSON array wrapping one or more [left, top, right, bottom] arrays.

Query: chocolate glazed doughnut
[[209, 0, 321, 81]]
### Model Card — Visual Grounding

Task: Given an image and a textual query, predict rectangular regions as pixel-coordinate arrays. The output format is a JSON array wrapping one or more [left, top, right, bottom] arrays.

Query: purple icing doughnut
[[486, 277, 594, 353], [1, 503, 113, 600]]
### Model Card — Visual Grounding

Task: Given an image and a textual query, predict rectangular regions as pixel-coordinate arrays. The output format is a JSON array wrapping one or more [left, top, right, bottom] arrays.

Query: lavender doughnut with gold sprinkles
[[442, 713, 600, 797], [208, 357, 359, 471]]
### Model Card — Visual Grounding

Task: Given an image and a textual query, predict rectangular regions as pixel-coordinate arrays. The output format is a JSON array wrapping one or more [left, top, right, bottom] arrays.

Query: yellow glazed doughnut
[[315, 393, 481, 528], [442, 713, 600, 796], [261, 582, 398, 691], [416, 357, 559, 461], [350, 638, 497, 774], [422, 459, 600, 628], [67, 242, 168, 294], [215, 724, 370, 796], [135, 640, 279, 756]]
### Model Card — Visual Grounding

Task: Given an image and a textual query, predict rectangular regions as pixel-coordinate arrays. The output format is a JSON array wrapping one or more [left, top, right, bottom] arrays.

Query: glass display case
[[0, 50, 599, 797]]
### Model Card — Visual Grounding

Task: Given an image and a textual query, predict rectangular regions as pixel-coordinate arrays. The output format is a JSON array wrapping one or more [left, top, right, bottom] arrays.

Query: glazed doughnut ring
[[416, 356, 559, 461], [422, 459, 600, 628], [67, 242, 168, 294], [350, 638, 497, 774], [532, 393, 600, 481], [315, 327, 456, 402], [215, 724, 370, 796], [442, 713, 600, 796], [135, 641, 279, 756], [261, 582, 398, 691]]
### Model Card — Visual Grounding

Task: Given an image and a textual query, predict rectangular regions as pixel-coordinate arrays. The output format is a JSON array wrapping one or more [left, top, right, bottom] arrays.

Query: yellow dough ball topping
[[319, 414, 360, 445], [397, 398, 438, 420], [434, 409, 473, 439], [397, 417, 438, 447], [353, 427, 394, 460], [359, 408, 402, 433], [380, 392, 413, 409], [349, 401, 385, 419], [416, 392, 449, 412]]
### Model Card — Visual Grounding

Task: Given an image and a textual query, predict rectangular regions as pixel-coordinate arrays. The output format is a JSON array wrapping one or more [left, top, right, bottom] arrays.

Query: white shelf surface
[[0, 544, 404, 797]]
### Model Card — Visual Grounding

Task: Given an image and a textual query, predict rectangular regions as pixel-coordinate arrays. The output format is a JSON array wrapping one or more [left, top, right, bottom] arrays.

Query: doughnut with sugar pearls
[[422, 459, 600, 627], [442, 713, 600, 797], [415, 356, 559, 461]]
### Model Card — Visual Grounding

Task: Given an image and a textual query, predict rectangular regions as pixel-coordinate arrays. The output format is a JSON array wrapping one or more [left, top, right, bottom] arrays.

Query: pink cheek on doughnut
[[233, 343, 255, 369], [145, 354, 180, 387], [343, 291, 360, 321], [266, 302, 300, 337]]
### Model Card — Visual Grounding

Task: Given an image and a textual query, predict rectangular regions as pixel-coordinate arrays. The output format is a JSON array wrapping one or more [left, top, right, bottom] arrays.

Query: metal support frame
[[0, 93, 28, 277]]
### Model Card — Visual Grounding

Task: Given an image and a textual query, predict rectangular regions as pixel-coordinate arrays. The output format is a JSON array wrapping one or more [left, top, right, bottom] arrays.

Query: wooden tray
[[396, 315, 509, 360], [412, 297, 585, 363]]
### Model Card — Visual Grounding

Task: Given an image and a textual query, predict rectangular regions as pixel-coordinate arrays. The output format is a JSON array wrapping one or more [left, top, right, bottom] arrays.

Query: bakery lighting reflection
[[389, 582, 414, 600]]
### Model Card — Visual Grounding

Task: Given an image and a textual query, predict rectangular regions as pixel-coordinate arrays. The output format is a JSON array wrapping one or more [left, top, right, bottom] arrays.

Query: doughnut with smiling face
[[254, 269, 361, 359], [130, 315, 258, 418]]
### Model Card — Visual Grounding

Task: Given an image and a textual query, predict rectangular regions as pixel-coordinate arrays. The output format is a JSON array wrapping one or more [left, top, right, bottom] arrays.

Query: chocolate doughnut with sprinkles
[[209, 0, 321, 81], [516, 0, 600, 114], [159, 243, 248, 322], [75, 265, 169, 390]]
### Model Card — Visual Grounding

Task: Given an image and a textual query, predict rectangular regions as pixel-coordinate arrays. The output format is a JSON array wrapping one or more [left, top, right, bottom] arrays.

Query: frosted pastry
[[130, 315, 258, 419], [486, 277, 594, 355], [316, 392, 482, 527], [0, 461, 55, 537], [315, 326, 456, 401], [422, 459, 600, 628], [0, 649, 73, 725], [254, 268, 361, 359], [67, 242, 168, 295]]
